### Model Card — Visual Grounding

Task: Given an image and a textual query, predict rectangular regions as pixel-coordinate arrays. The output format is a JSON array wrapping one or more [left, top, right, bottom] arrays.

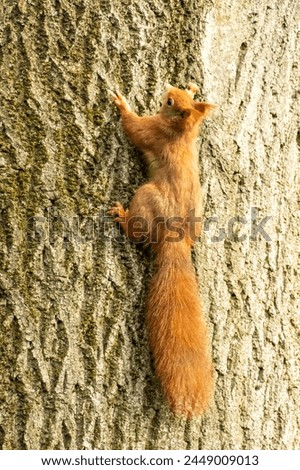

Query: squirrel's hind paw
[[108, 202, 127, 221], [108, 203, 128, 235]]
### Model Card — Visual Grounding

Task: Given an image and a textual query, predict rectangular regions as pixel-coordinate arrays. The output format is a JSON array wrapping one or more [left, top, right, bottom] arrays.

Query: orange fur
[[109, 84, 215, 416]]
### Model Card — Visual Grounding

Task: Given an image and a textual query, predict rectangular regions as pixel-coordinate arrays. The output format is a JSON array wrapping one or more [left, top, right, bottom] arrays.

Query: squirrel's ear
[[164, 83, 174, 91], [186, 82, 199, 98], [194, 102, 216, 116]]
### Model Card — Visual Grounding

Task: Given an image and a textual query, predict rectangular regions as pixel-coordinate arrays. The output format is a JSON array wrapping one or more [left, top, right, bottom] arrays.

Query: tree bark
[[0, 0, 299, 450]]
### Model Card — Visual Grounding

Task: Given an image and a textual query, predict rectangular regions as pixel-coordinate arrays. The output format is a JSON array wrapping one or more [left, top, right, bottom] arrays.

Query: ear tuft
[[194, 102, 216, 116], [164, 83, 174, 91], [186, 82, 200, 98]]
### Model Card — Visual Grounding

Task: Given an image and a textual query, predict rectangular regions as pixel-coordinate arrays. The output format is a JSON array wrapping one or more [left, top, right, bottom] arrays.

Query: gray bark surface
[[0, 0, 299, 450]]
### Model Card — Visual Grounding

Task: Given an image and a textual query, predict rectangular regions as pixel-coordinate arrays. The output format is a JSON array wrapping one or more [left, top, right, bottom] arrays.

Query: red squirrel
[[109, 83, 215, 416]]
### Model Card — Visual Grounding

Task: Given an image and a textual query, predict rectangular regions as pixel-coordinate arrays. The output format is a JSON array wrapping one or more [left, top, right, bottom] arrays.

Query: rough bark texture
[[0, 0, 299, 450]]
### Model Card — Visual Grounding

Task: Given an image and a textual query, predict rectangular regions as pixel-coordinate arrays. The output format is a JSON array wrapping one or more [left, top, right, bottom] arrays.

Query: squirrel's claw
[[108, 89, 118, 100], [108, 202, 127, 220], [108, 90, 131, 111], [112, 216, 125, 224]]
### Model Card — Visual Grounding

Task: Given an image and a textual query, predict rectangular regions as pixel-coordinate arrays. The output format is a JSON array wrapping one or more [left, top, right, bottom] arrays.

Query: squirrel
[[108, 83, 215, 417]]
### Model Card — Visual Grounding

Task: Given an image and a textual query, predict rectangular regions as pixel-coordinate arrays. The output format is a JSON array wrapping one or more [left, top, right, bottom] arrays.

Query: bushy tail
[[147, 241, 213, 417]]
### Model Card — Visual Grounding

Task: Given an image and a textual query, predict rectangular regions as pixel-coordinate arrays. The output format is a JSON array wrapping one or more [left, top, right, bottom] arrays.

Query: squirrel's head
[[160, 83, 215, 131]]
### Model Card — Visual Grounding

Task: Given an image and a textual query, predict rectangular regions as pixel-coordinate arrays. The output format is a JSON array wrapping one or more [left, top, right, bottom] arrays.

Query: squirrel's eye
[[167, 98, 174, 106]]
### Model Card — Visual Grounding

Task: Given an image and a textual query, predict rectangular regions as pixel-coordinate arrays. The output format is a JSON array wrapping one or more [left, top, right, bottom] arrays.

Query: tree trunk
[[0, 0, 299, 450]]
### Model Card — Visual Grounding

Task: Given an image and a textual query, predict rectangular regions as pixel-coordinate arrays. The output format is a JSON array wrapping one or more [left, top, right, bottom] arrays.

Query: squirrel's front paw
[[108, 90, 131, 112]]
